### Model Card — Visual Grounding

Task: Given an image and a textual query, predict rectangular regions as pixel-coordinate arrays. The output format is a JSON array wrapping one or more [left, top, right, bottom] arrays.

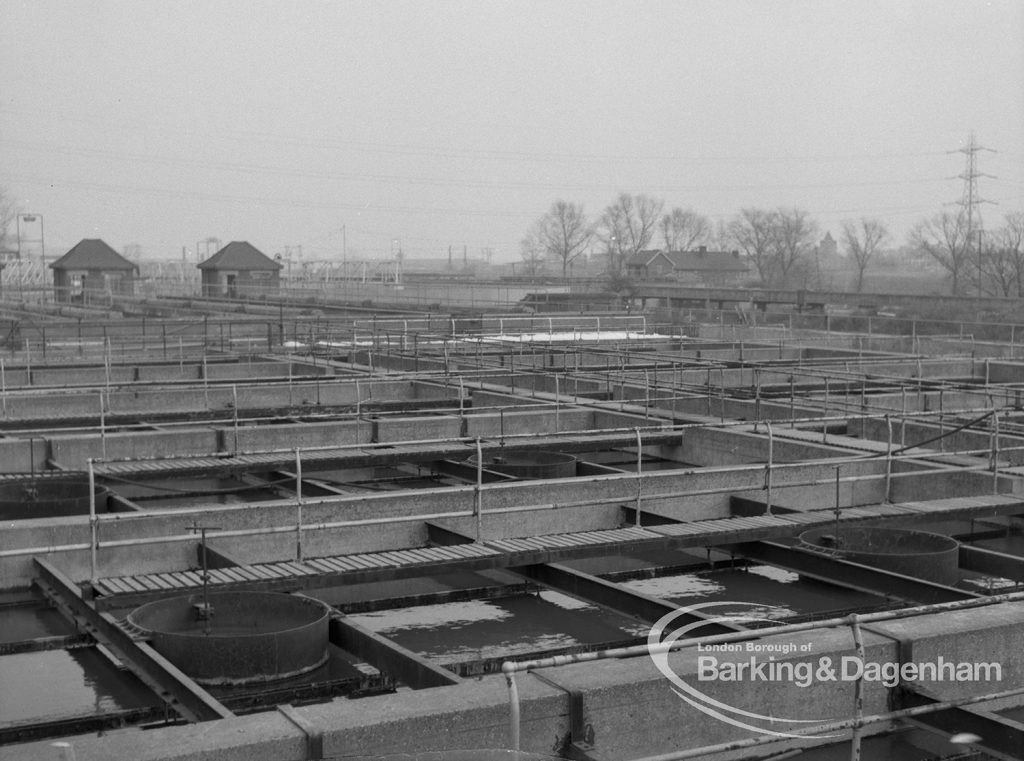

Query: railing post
[[88, 458, 98, 584], [992, 408, 1000, 494], [635, 427, 643, 526], [884, 414, 893, 503], [764, 420, 773, 516], [295, 447, 303, 561], [475, 437, 483, 541], [554, 374, 560, 432], [232, 384, 239, 453]]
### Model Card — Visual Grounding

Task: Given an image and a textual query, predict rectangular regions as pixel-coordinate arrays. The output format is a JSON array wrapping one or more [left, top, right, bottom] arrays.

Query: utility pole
[[951, 132, 996, 296]]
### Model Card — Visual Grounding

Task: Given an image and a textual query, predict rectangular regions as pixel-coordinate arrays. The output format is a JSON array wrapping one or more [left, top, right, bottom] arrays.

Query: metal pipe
[[764, 420, 773, 515], [849, 615, 865, 761], [88, 458, 97, 584], [295, 447, 303, 561], [99, 392, 107, 461], [635, 427, 643, 527], [993, 408, 1000, 495], [475, 437, 483, 541], [554, 374, 560, 431], [503, 664, 521, 751], [884, 414, 892, 502]]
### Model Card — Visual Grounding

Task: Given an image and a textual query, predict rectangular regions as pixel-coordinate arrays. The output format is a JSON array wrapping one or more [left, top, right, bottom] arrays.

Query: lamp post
[[16, 214, 44, 263]]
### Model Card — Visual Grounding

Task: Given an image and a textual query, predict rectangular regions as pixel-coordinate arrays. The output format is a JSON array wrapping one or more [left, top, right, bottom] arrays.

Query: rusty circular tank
[[0, 478, 109, 520], [469, 450, 577, 479], [126, 591, 330, 685], [799, 526, 960, 586]]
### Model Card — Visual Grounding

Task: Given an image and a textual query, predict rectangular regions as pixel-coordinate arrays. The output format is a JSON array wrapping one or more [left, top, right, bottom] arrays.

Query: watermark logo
[[647, 602, 1003, 739]]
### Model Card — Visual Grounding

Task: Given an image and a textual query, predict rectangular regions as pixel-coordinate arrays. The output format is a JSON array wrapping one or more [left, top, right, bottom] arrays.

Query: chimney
[[698, 245, 706, 257], [732, 250, 739, 258]]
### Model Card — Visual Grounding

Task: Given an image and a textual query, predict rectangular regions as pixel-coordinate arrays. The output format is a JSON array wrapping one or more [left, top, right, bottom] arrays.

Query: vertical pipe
[[88, 458, 97, 584], [789, 377, 795, 428], [849, 615, 865, 761], [764, 421, 773, 516], [295, 447, 303, 561], [200, 527, 211, 636], [475, 437, 483, 541], [504, 666, 521, 752], [635, 427, 643, 527], [993, 409, 1000, 494], [554, 374, 560, 432], [719, 367, 725, 422], [834, 466, 841, 541], [355, 380, 362, 442], [644, 369, 650, 421], [232, 384, 239, 453], [754, 368, 761, 422], [202, 353, 209, 409], [99, 393, 107, 461], [0, 358, 5, 419], [938, 388, 945, 452], [884, 415, 893, 503]]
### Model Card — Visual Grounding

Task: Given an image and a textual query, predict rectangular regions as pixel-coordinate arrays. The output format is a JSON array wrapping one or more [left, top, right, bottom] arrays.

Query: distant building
[[817, 231, 838, 260], [49, 239, 138, 303], [197, 241, 281, 298], [626, 247, 750, 285]]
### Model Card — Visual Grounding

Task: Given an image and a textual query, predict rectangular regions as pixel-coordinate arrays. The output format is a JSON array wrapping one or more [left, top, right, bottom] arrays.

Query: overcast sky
[[2, 0, 1022, 263]]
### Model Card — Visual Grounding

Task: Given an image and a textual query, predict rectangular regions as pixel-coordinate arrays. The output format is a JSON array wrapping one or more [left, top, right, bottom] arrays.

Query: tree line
[[522, 192, 1024, 296]]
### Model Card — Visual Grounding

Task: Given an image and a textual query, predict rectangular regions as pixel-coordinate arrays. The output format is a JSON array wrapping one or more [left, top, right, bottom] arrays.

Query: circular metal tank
[[0, 479, 109, 520], [127, 592, 330, 685], [470, 451, 577, 479], [799, 527, 960, 586]]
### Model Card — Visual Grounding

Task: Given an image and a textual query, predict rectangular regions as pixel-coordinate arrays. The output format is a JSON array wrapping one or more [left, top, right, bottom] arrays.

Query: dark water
[[0, 605, 77, 643], [106, 476, 281, 509], [620, 565, 885, 619], [349, 590, 647, 665], [0, 648, 157, 728], [791, 727, 981, 760]]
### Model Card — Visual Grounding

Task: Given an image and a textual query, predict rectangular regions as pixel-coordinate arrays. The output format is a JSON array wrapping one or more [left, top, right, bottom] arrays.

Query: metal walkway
[[90, 428, 682, 479], [91, 493, 1024, 605]]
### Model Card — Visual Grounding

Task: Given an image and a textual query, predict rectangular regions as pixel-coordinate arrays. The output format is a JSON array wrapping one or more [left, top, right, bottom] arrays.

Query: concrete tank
[[470, 451, 577, 479], [0, 479, 109, 521], [799, 527, 960, 586], [127, 592, 330, 685]]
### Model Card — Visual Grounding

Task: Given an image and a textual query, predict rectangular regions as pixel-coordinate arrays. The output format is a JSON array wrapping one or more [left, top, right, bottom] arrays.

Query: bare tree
[[908, 211, 973, 295], [725, 208, 777, 285], [659, 208, 711, 251], [770, 208, 818, 287], [527, 201, 592, 278], [982, 212, 1024, 296], [841, 218, 889, 293], [518, 229, 545, 277], [599, 193, 664, 275]]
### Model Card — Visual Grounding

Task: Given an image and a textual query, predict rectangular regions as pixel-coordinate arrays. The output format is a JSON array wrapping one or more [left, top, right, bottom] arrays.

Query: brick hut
[[197, 241, 282, 298], [49, 239, 138, 303]]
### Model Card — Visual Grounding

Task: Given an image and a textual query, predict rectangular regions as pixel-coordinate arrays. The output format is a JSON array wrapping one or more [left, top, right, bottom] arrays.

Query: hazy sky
[[3, 0, 1022, 262]]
